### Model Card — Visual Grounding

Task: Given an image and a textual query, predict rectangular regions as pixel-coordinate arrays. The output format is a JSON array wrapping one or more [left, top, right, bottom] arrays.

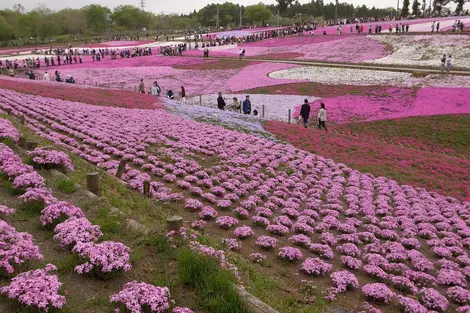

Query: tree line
[[0, 0, 467, 42]]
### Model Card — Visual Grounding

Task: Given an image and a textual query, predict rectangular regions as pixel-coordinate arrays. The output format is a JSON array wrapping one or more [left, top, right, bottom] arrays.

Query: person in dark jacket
[[217, 92, 226, 110], [242, 95, 251, 115], [300, 99, 311, 128]]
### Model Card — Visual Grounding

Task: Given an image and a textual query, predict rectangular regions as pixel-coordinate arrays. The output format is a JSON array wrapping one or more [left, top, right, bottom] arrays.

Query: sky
[[2, 0, 414, 15]]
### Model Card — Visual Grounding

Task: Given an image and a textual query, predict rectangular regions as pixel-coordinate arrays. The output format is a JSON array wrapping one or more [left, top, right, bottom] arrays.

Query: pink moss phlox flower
[[447, 286, 470, 305], [19, 187, 57, 205], [110, 281, 170, 313], [216, 216, 239, 229], [223, 238, 241, 251], [255, 235, 278, 249], [362, 283, 395, 304], [0, 205, 15, 216], [53, 217, 102, 248], [233, 226, 254, 239], [190, 220, 206, 230], [418, 288, 448, 312], [278, 246, 303, 262], [0, 264, 66, 311], [0, 220, 43, 273], [73, 241, 132, 274], [12, 172, 45, 189], [0, 118, 20, 142], [397, 296, 428, 313], [198, 206, 218, 220], [300, 257, 332, 276], [341, 256, 362, 270], [27, 148, 74, 171], [40, 201, 85, 226]]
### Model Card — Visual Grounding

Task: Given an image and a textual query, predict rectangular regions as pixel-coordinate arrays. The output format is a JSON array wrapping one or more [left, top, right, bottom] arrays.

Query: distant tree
[[0, 15, 15, 41], [456, 0, 465, 14], [401, 0, 410, 17], [276, 0, 294, 15], [412, 0, 421, 16], [83, 4, 111, 33], [245, 3, 272, 25], [13, 3, 25, 14]]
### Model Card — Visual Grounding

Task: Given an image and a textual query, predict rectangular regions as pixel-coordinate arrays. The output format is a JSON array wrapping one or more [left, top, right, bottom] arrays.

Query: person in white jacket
[[317, 103, 327, 131], [43, 71, 50, 81]]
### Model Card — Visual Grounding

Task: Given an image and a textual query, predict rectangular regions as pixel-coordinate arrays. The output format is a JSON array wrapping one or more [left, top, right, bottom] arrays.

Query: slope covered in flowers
[[0, 77, 161, 110], [266, 121, 470, 201], [1, 89, 470, 313]]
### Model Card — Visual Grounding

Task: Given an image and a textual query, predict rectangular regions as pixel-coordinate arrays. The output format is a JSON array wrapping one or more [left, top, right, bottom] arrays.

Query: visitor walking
[[217, 92, 226, 110], [242, 95, 251, 115], [180, 86, 186, 103], [431, 21, 435, 33], [446, 54, 452, 72], [138, 79, 145, 93], [317, 103, 327, 131], [440, 54, 447, 71], [300, 99, 311, 128], [436, 22, 440, 33]]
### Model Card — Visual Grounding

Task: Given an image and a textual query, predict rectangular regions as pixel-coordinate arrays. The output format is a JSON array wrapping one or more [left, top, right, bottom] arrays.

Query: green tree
[[245, 3, 272, 25], [83, 4, 111, 33], [456, 0, 465, 14], [276, 0, 294, 15], [52, 8, 86, 35], [111, 5, 146, 30], [401, 0, 410, 17], [0, 15, 15, 41], [412, 0, 421, 16]]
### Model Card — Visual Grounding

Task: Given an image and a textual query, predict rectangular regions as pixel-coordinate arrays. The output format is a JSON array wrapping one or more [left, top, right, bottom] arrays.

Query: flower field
[[0, 85, 470, 313]]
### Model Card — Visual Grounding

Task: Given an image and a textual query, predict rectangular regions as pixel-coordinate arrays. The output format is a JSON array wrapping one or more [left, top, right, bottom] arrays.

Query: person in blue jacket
[[242, 95, 251, 115]]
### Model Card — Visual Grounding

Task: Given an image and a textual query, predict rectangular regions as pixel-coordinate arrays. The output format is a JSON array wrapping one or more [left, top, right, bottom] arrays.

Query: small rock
[[125, 218, 148, 235]]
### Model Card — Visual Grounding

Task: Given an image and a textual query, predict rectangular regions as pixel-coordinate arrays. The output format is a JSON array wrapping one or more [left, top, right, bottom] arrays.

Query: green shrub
[[57, 178, 76, 193], [177, 249, 248, 313]]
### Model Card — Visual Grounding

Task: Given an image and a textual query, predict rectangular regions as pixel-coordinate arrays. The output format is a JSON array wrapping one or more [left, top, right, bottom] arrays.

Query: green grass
[[57, 178, 76, 193], [177, 249, 248, 313]]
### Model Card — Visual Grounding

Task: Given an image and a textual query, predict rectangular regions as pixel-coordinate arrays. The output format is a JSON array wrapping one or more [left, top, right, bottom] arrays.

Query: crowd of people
[[42, 70, 75, 83]]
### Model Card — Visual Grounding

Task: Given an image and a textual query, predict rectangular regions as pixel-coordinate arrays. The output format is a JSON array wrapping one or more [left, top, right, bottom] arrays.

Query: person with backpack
[[217, 92, 226, 110], [446, 54, 452, 72], [440, 54, 447, 72], [300, 99, 311, 128]]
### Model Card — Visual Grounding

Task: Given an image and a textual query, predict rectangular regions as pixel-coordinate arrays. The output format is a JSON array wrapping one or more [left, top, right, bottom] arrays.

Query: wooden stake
[[167, 216, 183, 231], [116, 160, 127, 178], [86, 172, 100, 195]]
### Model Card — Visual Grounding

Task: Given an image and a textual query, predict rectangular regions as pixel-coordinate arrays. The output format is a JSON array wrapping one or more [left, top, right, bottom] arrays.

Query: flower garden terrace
[[1, 88, 470, 313]]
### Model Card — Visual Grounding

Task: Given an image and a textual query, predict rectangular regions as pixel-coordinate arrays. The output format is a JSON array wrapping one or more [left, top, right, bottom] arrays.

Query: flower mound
[[12, 172, 45, 190], [300, 257, 332, 276], [0, 205, 15, 216], [0, 264, 66, 311], [362, 283, 395, 304], [19, 187, 57, 205], [73, 241, 132, 275], [418, 288, 448, 312], [53, 218, 102, 248], [216, 216, 239, 229], [233, 226, 254, 239], [278, 246, 303, 262], [27, 148, 74, 171], [255, 235, 278, 249], [0, 118, 20, 142], [0, 220, 43, 273], [40, 201, 85, 226], [447, 286, 470, 305], [110, 281, 170, 313]]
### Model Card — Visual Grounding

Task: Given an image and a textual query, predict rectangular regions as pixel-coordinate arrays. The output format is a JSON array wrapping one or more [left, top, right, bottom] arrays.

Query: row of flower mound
[[1, 90, 470, 312], [0, 135, 194, 312]]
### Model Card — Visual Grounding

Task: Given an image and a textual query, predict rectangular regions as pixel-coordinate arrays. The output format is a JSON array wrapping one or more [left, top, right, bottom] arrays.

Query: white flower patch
[[269, 67, 412, 86], [187, 93, 321, 122], [366, 35, 470, 68]]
